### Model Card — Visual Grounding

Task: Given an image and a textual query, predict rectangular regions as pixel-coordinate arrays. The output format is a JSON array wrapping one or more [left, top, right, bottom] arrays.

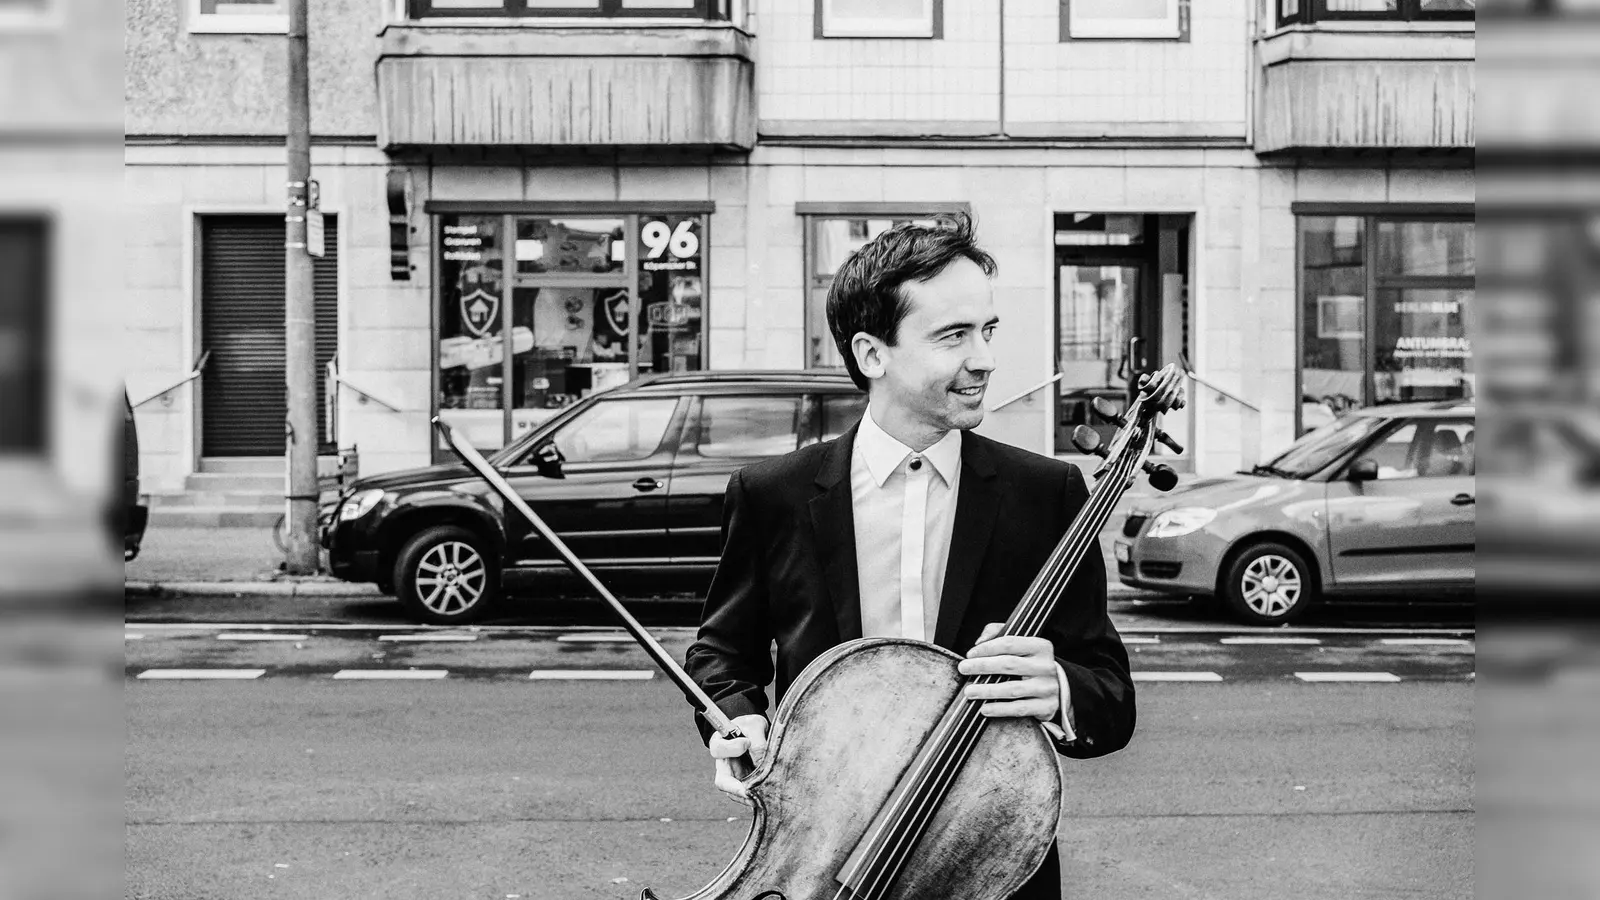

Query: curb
[[125, 581, 383, 599]]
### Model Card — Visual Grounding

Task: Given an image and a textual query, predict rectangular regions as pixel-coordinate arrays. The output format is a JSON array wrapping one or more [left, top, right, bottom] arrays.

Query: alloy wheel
[[1239, 554, 1303, 619], [414, 540, 488, 616]]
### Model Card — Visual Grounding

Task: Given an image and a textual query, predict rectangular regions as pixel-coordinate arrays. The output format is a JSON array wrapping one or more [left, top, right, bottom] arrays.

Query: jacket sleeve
[[683, 469, 775, 746], [1045, 464, 1137, 759]]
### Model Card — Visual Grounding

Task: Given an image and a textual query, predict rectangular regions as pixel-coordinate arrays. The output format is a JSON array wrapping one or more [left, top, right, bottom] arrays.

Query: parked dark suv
[[323, 371, 867, 624]]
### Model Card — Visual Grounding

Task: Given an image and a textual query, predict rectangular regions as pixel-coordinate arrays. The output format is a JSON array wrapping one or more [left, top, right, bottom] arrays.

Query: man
[[684, 214, 1135, 900]]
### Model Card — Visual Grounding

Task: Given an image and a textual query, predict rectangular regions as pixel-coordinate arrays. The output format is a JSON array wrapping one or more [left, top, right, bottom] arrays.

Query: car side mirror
[[533, 441, 566, 480], [1347, 458, 1379, 483]]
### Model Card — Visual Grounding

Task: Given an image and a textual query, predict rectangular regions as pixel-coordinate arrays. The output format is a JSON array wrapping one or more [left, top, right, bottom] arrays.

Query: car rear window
[[697, 396, 804, 458], [820, 393, 868, 442]]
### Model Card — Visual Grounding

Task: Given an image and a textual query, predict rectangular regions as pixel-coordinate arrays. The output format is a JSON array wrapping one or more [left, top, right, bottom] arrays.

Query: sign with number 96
[[641, 219, 700, 260]]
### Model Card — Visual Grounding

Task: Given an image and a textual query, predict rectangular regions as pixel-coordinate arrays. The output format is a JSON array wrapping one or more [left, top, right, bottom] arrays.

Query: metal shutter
[[200, 215, 338, 456], [0, 219, 47, 454]]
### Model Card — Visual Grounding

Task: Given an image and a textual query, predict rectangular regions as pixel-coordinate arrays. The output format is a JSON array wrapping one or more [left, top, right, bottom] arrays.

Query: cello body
[[647, 637, 1062, 900]]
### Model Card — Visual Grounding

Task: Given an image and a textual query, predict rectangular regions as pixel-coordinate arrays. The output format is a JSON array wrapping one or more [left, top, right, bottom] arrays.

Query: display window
[[1297, 212, 1474, 434], [432, 206, 709, 454]]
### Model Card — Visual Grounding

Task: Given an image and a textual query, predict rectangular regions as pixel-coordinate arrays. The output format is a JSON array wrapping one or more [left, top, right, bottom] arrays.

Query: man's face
[[862, 257, 998, 435]]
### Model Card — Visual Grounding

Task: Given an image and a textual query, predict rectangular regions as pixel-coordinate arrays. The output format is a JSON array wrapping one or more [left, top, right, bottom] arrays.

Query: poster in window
[[1316, 295, 1363, 340], [638, 215, 704, 374]]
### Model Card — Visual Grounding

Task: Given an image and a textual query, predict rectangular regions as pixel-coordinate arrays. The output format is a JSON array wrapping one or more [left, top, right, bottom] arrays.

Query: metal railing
[[133, 350, 210, 408]]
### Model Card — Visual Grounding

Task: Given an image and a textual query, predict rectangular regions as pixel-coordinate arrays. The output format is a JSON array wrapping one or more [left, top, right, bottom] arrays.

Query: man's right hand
[[709, 714, 768, 804]]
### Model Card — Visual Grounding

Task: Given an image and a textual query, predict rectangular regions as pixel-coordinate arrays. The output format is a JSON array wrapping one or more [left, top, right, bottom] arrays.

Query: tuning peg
[[1154, 429, 1184, 455], [1090, 397, 1127, 427], [1071, 425, 1109, 458], [1143, 461, 1179, 492]]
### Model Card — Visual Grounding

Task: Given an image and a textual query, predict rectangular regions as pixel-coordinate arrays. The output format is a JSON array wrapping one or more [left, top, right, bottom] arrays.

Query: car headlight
[[1146, 508, 1216, 538], [337, 489, 385, 522]]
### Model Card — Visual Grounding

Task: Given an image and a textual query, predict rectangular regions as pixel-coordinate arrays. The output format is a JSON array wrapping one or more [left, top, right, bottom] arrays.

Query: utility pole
[[282, 0, 318, 574]]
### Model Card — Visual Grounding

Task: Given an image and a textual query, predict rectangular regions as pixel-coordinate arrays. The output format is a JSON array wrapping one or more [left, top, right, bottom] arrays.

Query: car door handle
[[1450, 493, 1475, 506], [632, 478, 664, 492]]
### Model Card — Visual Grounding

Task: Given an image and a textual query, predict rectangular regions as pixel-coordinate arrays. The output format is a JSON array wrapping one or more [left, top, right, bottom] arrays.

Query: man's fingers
[[958, 654, 1056, 677], [977, 699, 1055, 720], [964, 677, 1052, 702], [713, 760, 751, 805], [974, 622, 1006, 645], [965, 635, 1053, 660], [709, 735, 750, 760]]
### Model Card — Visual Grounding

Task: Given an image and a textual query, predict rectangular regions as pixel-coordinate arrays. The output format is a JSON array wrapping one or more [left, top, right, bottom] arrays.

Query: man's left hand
[[957, 622, 1059, 722]]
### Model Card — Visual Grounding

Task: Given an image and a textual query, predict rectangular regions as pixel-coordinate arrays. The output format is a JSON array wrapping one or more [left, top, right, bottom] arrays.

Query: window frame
[[407, 0, 729, 19], [1293, 204, 1475, 436], [797, 202, 971, 369], [187, 0, 289, 34], [814, 0, 941, 39], [1061, 0, 1188, 41], [1277, 0, 1474, 28]]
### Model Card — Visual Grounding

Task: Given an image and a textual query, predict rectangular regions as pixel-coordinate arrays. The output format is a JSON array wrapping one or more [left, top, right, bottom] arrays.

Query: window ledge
[[1259, 25, 1474, 65], [187, 14, 289, 34], [392, 16, 750, 35], [1266, 20, 1474, 36]]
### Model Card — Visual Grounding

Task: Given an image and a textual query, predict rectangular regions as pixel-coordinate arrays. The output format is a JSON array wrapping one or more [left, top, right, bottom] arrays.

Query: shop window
[[1298, 214, 1475, 434], [434, 208, 708, 455], [1062, 0, 1186, 40], [187, 0, 287, 33], [816, 0, 939, 38], [409, 0, 729, 19], [1278, 0, 1473, 26], [801, 208, 962, 368]]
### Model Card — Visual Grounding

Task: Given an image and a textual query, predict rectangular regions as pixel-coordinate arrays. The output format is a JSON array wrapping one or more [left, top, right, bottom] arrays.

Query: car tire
[[1220, 541, 1317, 626], [393, 525, 501, 625]]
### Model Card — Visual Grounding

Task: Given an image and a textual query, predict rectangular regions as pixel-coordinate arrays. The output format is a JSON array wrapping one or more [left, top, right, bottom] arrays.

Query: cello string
[[845, 406, 1160, 899]]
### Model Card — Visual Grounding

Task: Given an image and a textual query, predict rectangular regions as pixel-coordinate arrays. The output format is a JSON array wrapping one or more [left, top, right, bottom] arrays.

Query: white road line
[[529, 670, 655, 681], [136, 669, 266, 680], [125, 634, 145, 640], [1123, 636, 1161, 644], [1381, 638, 1473, 647], [333, 669, 450, 680], [1220, 637, 1322, 645], [1132, 672, 1223, 682], [376, 634, 478, 643], [555, 634, 638, 643], [218, 633, 310, 642], [1294, 671, 1402, 683]]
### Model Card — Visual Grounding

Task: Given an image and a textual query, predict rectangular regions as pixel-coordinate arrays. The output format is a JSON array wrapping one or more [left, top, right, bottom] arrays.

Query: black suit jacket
[[684, 425, 1136, 900]]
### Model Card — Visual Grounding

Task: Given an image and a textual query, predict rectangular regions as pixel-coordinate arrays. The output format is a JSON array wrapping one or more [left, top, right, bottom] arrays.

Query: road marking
[[1123, 636, 1161, 644], [556, 633, 638, 643], [218, 633, 310, 642], [1381, 638, 1473, 647], [1220, 637, 1322, 645], [125, 634, 144, 640], [332, 669, 450, 680], [1294, 671, 1402, 683], [137, 669, 266, 680], [1132, 672, 1223, 682], [377, 634, 478, 643], [529, 670, 654, 681]]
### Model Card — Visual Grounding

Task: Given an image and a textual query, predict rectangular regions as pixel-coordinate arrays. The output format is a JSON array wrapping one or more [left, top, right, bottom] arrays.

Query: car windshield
[[1258, 415, 1388, 478]]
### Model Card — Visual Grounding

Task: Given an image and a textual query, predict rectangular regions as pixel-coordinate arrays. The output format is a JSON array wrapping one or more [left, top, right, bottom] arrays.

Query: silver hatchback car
[[1116, 402, 1475, 625]]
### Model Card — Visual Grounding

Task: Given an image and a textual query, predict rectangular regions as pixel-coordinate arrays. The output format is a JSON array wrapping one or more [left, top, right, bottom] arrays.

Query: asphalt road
[[124, 623, 1474, 900]]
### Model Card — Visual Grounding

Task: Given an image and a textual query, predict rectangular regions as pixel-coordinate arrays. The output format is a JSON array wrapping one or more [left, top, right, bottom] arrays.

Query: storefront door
[[1053, 213, 1189, 457]]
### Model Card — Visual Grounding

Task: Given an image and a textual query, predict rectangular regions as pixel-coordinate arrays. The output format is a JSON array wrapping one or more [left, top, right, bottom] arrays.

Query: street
[[125, 598, 1474, 900]]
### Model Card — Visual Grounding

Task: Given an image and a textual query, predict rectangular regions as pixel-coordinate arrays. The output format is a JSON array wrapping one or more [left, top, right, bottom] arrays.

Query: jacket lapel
[[810, 425, 862, 643], [933, 432, 1001, 649]]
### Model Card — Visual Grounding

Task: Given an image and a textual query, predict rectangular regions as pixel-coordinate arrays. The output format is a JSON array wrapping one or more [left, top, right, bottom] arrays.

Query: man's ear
[[851, 332, 886, 381]]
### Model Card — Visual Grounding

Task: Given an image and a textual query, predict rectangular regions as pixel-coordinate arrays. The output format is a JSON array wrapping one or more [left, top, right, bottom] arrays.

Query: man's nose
[[967, 336, 997, 373]]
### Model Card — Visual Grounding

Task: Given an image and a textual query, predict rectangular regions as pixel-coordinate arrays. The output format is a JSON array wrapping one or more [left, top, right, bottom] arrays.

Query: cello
[[435, 364, 1187, 900]]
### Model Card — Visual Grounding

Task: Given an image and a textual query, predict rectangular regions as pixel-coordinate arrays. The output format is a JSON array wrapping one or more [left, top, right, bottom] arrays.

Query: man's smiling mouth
[[952, 385, 985, 396]]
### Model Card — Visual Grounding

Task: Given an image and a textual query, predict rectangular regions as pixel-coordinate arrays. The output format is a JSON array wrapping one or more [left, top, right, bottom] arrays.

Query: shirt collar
[[856, 407, 962, 488]]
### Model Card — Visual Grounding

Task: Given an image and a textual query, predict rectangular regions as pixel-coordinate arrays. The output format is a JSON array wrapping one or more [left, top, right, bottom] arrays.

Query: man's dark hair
[[825, 212, 997, 392]]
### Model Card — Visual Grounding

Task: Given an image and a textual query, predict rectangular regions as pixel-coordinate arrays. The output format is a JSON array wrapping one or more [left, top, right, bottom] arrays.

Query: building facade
[[124, 0, 1475, 497]]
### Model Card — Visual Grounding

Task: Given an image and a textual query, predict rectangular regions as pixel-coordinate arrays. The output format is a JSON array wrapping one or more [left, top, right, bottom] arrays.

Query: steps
[[149, 458, 287, 528]]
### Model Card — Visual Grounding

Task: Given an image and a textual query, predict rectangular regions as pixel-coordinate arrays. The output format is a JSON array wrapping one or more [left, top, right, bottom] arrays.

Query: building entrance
[[1053, 213, 1190, 458]]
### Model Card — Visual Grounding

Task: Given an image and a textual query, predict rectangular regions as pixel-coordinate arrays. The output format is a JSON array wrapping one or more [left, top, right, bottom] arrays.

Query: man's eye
[[982, 327, 996, 340], [944, 331, 965, 343]]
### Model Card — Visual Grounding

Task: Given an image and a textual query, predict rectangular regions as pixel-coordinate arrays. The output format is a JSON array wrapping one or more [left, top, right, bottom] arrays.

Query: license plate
[[1114, 542, 1131, 563]]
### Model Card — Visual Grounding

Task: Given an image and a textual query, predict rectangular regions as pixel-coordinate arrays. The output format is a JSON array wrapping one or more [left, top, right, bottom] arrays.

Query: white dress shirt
[[849, 409, 1077, 741]]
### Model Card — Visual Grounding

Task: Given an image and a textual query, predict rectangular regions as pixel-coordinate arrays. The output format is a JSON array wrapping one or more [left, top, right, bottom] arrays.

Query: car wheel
[[1221, 542, 1316, 626], [393, 525, 500, 625]]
